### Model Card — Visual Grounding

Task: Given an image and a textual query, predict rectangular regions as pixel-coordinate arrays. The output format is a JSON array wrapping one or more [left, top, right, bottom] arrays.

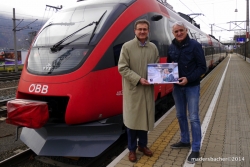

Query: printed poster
[[147, 63, 179, 84]]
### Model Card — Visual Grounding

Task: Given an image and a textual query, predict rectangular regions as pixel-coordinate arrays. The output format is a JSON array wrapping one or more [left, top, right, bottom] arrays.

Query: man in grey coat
[[118, 19, 159, 162]]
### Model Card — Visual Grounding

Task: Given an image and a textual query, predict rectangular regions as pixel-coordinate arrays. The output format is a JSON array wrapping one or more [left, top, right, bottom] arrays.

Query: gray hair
[[172, 21, 187, 31], [134, 19, 150, 30]]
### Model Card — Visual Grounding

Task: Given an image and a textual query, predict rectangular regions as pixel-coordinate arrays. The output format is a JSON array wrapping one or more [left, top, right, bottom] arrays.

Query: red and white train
[[7, 0, 227, 157]]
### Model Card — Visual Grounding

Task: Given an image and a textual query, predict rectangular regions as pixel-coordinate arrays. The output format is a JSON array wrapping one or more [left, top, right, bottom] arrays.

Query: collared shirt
[[139, 41, 147, 47]]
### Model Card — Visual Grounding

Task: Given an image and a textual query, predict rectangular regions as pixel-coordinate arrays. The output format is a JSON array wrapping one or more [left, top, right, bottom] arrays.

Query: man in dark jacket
[[167, 21, 206, 164]]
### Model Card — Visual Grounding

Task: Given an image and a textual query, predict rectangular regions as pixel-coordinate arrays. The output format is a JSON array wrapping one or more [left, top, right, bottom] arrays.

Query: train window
[[28, 2, 131, 75], [204, 47, 209, 56], [202, 46, 205, 55], [27, 47, 91, 75], [113, 44, 124, 66], [34, 4, 116, 47]]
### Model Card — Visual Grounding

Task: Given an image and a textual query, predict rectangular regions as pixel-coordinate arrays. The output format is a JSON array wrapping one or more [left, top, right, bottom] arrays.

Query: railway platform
[[108, 53, 250, 167]]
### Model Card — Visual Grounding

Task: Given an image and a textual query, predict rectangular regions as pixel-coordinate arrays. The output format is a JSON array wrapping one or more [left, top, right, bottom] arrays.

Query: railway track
[[3, 135, 149, 167], [0, 98, 14, 118], [0, 149, 34, 167], [0, 87, 18, 117], [0, 72, 20, 116], [0, 72, 21, 82]]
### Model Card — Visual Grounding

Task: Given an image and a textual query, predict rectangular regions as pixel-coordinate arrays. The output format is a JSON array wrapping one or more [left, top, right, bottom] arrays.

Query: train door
[[148, 13, 170, 61], [148, 13, 173, 98], [92, 15, 149, 114], [112, 15, 148, 66], [94, 15, 148, 69]]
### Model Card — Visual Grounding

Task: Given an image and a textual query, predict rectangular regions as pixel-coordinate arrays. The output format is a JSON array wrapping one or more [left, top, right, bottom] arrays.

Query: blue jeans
[[172, 85, 201, 152], [126, 128, 147, 151]]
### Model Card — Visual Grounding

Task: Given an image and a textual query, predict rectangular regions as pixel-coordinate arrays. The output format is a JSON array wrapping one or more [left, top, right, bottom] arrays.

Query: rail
[[0, 149, 34, 167]]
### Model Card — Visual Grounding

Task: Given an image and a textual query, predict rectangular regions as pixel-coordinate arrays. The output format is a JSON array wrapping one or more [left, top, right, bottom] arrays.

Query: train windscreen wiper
[[50, 22, 95, 52], [88, 10, 107, 45], [50, 10, 107, 53]]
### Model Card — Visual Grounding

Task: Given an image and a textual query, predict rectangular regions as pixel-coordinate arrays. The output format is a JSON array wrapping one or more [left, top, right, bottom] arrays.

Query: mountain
[[0, 14, 47, 50]]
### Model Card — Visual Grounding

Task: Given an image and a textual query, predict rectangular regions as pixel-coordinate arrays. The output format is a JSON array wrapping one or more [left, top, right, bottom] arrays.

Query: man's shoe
[[170, 141, 191, 149], [187, 151, 200, 164], [138, 146, 153, 157], [128, 151, 137, 162]]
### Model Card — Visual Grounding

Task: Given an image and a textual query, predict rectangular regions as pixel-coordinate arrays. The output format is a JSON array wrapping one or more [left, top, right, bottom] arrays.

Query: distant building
[[0, 50, 27, 66]]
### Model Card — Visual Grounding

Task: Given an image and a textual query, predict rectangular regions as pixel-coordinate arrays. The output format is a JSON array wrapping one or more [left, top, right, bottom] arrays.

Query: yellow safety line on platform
[[132, 59, 228, 166], [134, 119, 179, 167]]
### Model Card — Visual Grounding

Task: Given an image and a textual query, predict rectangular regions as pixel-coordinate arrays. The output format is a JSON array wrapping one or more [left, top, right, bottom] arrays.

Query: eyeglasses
[[136, 28, 148, 31]]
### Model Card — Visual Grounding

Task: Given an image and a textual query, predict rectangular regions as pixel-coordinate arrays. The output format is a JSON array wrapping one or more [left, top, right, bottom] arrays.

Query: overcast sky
[[0, 0, 248, 42], [167, 0, 248, 42], [0, 0, 75, 19]]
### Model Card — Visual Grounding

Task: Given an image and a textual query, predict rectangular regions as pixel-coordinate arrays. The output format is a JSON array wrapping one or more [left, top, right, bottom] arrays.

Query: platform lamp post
[[232, 37, 237, 54]]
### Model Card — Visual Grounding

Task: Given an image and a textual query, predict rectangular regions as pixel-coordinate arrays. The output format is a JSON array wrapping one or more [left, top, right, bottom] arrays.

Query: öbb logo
[[29, 84, 49, 94]]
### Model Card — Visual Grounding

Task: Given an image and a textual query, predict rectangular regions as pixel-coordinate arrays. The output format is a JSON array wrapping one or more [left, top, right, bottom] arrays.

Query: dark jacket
[[167, 35, 206, 87]]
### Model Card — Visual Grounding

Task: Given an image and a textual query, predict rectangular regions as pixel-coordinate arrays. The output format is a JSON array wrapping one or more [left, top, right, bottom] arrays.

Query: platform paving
[[110, 54, 250, 167]]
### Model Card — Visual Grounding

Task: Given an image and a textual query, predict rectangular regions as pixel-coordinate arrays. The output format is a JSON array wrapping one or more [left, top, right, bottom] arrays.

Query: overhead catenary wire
[[173, 0, 240, 40], [178, 0, 211, 30]]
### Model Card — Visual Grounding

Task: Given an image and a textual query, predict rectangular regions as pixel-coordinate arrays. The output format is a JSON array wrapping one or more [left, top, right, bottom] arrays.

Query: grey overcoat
[[118, 37, 159, 131]]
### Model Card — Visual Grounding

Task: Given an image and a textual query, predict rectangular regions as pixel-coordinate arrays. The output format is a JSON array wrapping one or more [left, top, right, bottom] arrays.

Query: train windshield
[[27, 47, 90, 75], [28, 3, 121, 75], [34, 5, 114, 47]]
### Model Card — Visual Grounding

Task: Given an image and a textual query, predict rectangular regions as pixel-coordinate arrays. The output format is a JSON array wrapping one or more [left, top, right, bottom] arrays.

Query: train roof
[[76, 0, 135, 6], [61, 0, 224, 46]]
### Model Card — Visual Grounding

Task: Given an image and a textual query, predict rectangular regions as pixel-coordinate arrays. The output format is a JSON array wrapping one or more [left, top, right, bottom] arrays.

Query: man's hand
[[177, 77, 188, 86], [140, 78, 150, 85]]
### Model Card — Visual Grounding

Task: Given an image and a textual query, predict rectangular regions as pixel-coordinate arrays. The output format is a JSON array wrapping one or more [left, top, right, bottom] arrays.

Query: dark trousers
[[126, 127, 148, 151]]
